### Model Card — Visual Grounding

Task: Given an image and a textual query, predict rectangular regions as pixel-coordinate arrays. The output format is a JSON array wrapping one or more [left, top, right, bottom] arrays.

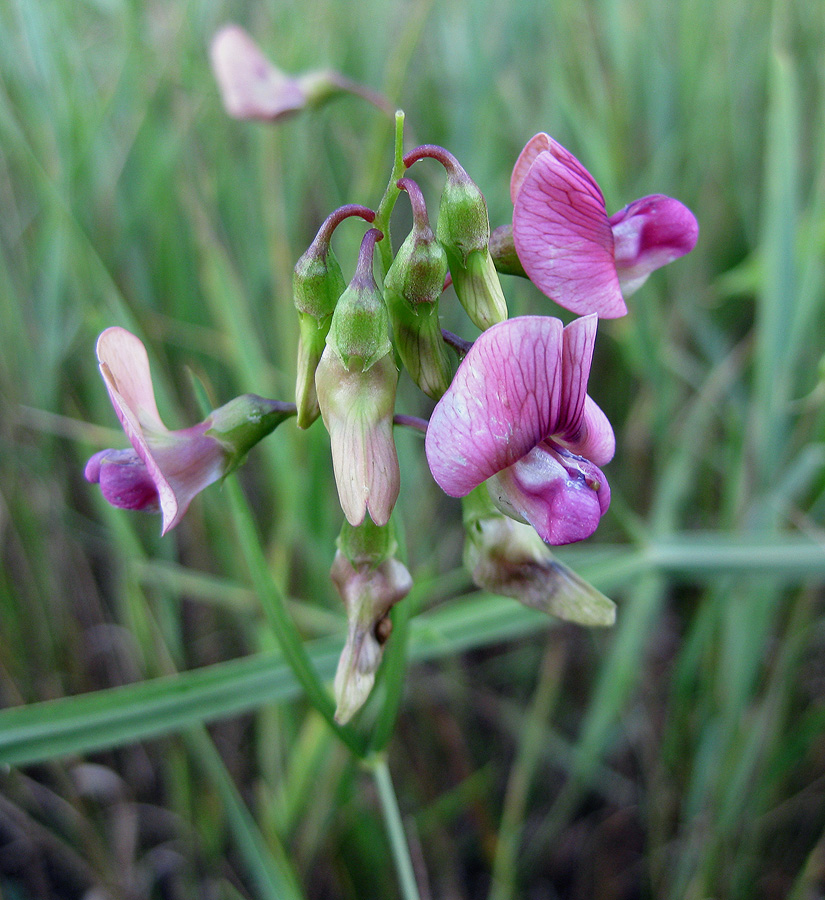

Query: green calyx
[[207, 394, 296, 472], [337, 517, 397, 568]]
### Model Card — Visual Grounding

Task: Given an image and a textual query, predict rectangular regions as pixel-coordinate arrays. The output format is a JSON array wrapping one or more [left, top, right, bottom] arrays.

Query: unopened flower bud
[[462, 487, 615, 626], [383, 178, 451, 399], [316, 352, 400, 527], [331, 520, 413, 723], [326, 229, 392, 370], [294, 205, 375, 428], [404, 145, 508, 330]]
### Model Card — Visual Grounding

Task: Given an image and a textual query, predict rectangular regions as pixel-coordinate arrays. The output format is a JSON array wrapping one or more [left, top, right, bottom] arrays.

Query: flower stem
[[369, 754, 423, 900], [224, 475, 367, 758], [374, 110, 407, 278]]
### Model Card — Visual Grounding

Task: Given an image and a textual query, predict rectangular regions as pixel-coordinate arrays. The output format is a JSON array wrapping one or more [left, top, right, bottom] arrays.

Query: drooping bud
[[383, 178, 452, 399], [326, 228, 392, 370], [331, 519, 413, 723], [462, 487, 615, 626], [294, 205, 375, 428], [317, 229, 400, 526], [404, 145, 507, 330]]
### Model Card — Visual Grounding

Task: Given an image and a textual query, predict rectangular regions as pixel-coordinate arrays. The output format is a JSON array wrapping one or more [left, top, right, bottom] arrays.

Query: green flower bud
[[404, 144, 507, 331], [383, 178, 452, 399], [293, 205, 375, 428], [326, 228, 392, 371]]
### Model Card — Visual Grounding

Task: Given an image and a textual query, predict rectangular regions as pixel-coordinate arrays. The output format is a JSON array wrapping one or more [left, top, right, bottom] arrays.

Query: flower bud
[[331, 519, 413, 723], [293, 205, 375, 428], [383, 178, 451, 399], [462, 488, 615, 626], [316, 351, 400, 527], [326, 229, 392, 371], [404, 145, 508, 330]]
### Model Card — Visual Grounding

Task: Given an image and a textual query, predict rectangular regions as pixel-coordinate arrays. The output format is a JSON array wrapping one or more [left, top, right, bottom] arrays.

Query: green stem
[[224, 475, 367, 758], [373, 110, 407, 278], [369, 754, 423, 900]]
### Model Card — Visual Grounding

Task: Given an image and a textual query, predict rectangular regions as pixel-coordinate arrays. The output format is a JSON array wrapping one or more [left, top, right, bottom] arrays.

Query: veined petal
[[488, 442, 610, 545], [610, 194, 699, 296], [149, 429, 226, 534], [510, 132, 554, 203], [558, 313, 597, 439], [512, 146, 627, 319], [425, 316, 564, 497]]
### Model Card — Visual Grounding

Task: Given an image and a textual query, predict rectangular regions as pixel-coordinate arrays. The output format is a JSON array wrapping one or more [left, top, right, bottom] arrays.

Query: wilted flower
[[463, 491, 615, 625], [85, 327, 293, 534], [331, 548, 412, 724], [508, 133, 698, 318], [425, 314, 614, 545]]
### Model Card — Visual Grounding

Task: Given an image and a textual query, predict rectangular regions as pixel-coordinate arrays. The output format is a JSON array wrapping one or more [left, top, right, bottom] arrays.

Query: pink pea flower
[[510, 133, 698, 318], [85, 327, 291, 534], [425, 314, 614, 545]]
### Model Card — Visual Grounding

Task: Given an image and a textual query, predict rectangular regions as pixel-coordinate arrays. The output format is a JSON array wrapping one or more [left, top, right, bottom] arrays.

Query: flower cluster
[[84, 33, 697, 720]]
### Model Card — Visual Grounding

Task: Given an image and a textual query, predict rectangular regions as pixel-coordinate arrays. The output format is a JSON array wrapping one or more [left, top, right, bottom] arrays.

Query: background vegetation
[[1, 0, 824, 897]]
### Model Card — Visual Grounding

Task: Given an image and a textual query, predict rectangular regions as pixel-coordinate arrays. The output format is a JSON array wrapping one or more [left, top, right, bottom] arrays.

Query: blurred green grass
[[1, 0, 824, 898]]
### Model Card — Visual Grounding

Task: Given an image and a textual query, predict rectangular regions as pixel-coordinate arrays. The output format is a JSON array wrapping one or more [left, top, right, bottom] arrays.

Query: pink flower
[[85, 328, 293, 534], [510, 133, 698, 318], [209, 25, 311, 121], [85, 328, 227, 534], [425, 314, 614, 545]]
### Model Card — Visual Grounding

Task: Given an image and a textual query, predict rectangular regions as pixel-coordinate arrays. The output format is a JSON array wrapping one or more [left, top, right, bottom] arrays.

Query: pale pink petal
[[561, 395, 615, 466], [96, 327, 166, 433], [610, 194, 699, 295], [488, 442, 610, 545], [425, 316, 564, 497], [317, 351, 400, 527], [512, 149, 627, 318], [209, 25, 306, 121], [150, 430, 226, 534]]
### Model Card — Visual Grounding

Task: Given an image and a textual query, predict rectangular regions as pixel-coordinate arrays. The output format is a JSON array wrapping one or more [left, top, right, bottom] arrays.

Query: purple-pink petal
[[85, 449, 160, 513], [425, 316, 564, 497], [609, 194, 700, 295], [489, 442, 610, 545], [512, 148, 628, 319]]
